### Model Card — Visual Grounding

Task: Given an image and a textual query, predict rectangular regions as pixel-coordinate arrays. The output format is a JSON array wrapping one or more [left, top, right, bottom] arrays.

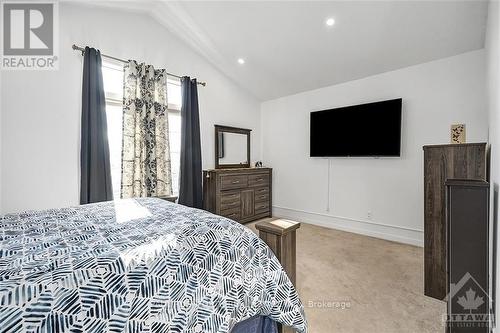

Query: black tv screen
[[310, 98, 402, 157]]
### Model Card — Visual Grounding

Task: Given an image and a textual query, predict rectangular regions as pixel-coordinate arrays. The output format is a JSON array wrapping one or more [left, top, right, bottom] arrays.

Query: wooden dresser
[[423, 143, 488, 300], [203, 168, 272, 223]]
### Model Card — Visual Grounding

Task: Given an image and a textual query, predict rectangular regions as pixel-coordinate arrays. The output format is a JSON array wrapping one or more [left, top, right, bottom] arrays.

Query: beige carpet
[[247, 219, 446, 333]]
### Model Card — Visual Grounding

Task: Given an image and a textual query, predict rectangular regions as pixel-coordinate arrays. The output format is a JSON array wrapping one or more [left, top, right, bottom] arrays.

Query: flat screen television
[[310, 98, 402, 157]]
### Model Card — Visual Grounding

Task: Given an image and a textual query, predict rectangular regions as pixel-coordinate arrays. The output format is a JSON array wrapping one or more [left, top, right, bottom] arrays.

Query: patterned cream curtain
[[121, 60, 173, 198]]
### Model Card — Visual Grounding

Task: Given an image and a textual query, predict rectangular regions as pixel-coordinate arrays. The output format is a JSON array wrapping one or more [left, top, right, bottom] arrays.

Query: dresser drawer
[[254, 186, 269, 195], [248, 174, 269, 187], [220, 199, 241, 211], [221, 175, 248, 190], [255, 201, 270, 214], [255, 193, 269, 203], [221, 192, 240, 204], [221, 207, 240, 220]]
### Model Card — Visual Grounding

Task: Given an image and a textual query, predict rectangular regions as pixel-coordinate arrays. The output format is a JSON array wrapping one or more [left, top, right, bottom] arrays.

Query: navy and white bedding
[[0, 198, 307, 333]]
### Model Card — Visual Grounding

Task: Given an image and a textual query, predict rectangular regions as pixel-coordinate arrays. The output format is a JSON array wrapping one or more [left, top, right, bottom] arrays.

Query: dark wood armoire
[[423, 143, 488, 300]]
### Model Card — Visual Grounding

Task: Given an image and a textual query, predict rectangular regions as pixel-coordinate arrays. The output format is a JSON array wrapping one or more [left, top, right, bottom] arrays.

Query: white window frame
[[166, 77, 182, 196], [102, 60, 124, 106], [167, 77, 182, 112], [102, 60, 125, 199]]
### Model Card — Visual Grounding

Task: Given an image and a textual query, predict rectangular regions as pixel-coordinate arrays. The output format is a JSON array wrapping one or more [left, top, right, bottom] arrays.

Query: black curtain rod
[[72, 44, 206, 87]]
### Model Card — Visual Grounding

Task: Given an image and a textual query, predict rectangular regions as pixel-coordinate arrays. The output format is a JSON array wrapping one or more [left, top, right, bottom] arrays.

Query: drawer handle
[[231, 180, 240, 184], [227, 213, 237, 218], [259, 195, 266, 199], [257, 178, 263, 181]]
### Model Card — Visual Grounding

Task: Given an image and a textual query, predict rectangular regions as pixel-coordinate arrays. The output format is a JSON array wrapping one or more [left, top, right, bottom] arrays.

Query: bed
[[0, 198, 307, 333]]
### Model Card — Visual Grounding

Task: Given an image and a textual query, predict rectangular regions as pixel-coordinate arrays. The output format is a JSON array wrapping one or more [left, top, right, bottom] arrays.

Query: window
[[166, 78, 182, 196], [102, 61, 124, 199], [102, 61, 182, 198]]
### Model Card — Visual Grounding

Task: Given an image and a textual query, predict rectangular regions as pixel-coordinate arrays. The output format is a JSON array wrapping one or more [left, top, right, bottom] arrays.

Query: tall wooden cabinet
[[203, 168, 272, 223], [423, 143, 488, 300]]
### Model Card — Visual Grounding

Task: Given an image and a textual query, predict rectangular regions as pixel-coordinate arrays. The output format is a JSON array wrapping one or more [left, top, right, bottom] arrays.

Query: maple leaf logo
[[457, 288, 484, 311]]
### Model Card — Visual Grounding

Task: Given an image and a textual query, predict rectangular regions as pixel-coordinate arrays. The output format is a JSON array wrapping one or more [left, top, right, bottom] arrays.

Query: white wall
[[486, 0, 500, 331], [261, 50, 488, 246], [0, 69, 2, 214], [0, 3, 260, 214]]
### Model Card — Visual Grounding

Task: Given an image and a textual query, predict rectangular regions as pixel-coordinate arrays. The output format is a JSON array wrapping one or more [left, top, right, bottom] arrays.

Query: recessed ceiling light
[[237, 58, 245, 65], [326, 18, 335, 26]]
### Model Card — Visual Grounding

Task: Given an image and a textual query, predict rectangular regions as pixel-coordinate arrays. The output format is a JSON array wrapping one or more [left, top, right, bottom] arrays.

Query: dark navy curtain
[[80, 47, 113, 204], [178, 77, 202, 208]]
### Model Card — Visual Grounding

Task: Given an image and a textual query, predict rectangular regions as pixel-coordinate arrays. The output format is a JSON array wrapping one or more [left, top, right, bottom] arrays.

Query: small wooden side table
[[255, 219, 300, 286], [255, 219, 300, 333], [255, 219, 300, 285]]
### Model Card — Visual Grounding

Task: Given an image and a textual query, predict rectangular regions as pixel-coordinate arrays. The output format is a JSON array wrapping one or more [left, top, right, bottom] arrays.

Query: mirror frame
[[214, 125, 251, 169]]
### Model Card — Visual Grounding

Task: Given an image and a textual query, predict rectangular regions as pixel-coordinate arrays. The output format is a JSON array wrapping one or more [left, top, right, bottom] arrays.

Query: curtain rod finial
[[72, 44, 84, 55]]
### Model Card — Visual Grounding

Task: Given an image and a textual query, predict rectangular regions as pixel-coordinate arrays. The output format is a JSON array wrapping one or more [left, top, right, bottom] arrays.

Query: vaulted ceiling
[[72, 1, 489, 101]]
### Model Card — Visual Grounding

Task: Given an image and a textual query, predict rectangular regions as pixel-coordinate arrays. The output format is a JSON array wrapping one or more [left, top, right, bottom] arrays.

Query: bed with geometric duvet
[[0, 198, 307, 333]]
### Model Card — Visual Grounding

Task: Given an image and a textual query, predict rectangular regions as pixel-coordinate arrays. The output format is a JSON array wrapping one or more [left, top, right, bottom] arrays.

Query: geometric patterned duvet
[[0, 198, 307, 333]]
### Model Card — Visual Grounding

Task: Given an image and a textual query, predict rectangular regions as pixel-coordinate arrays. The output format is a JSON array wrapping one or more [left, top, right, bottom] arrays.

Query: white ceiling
[[74, 1, 489, 101]]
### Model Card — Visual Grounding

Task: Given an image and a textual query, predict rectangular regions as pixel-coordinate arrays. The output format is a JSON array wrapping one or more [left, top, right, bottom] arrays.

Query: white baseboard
[[272, 206, 424, 247]]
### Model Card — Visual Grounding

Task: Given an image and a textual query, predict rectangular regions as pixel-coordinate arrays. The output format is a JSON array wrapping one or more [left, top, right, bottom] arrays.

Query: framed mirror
[[215, 125, 251, 169]]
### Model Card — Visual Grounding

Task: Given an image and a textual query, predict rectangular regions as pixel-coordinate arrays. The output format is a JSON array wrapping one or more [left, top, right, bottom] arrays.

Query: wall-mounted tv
[[310, 98, 402, 157]]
